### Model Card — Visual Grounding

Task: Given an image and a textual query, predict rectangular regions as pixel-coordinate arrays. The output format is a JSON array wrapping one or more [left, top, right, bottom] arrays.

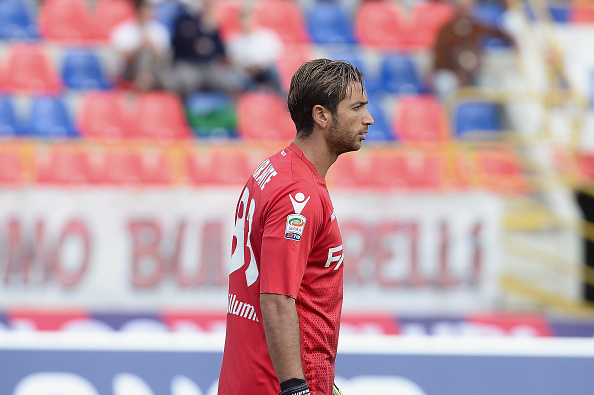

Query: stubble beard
[[327, 118, 365, 157]]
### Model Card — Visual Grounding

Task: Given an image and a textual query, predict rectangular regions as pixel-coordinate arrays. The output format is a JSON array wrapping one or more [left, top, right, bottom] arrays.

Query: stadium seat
[[406, 2, 455, 49], [306, 1, 354, 45], [474, 2, 506, 27], [354, 1, 407, 50], [0, 150, 25, 186], [131, 92, 190, 140], [36, 148, 95, 184], [92, 0, 136, 42], [455, 101, 502, 136], [327, 47, 380, 95], [39, 0, 94, 42], [186, 149, 253, 185], [476, 149, 527, 193], [237, 92, 295, 141], [364, 100, 394, 142], [27, 96, 78, 138], [214, 0, 241, 42], [0, 96, 22, 137], [393, 95, 448, 142], [570, 4, 594, 24], [329, 153, 376, 189], [77, 92, 132, 139], [276, 44, 314, 91], [380, 53, 425, 95], [60, 47, 112, 90], [254, 0, 309, 43], [99, 151, 172, 185], [0, 0, 40, 40], [185, 92, 237, 139], [4, 44, 61, 94], [155, 0, 185, 36]]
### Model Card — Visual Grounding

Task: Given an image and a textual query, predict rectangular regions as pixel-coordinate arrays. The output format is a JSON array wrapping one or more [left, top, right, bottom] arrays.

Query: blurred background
[[1, 0, 594, 393]]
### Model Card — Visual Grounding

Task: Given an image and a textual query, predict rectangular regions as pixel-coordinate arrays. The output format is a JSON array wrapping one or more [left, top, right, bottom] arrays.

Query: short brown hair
[[288, 59, 365, 137]]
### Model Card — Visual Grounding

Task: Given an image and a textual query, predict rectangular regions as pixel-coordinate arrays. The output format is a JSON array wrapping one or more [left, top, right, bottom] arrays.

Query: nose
[[364, 108, 374, 126]]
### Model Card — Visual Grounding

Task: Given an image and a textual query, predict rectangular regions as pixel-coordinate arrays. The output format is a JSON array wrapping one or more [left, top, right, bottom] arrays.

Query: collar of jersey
[[287, 143, 325, 183]]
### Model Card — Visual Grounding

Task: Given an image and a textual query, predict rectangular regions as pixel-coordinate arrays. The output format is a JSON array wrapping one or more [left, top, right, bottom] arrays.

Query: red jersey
[[218, 143, 344, 395]]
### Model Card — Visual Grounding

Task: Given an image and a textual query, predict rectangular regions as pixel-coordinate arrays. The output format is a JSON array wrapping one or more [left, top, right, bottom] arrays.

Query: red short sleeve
[[259, 181, 323, 298]]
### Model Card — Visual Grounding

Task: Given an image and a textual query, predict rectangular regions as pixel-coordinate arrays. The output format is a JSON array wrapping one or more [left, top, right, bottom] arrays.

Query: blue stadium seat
[[455, 101, 502, 136], [0, 0, 39, 40], [60, 47, 112, 90], [0, 96, 21, 137], [365, 99, 394, 142], [328, 47, 380, 95], [306, 1, 355, 45], [155, 0, 184, 37], [380, 53, 424, 95], [27, 96, 78, 138]]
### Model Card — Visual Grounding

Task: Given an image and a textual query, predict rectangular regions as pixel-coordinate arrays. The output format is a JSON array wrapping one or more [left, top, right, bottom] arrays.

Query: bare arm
[[260, 293, 305, 384]]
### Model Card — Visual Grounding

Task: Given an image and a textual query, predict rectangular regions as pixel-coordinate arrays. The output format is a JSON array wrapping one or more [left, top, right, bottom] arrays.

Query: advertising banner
[[0, 188, 501, 312], [1, 333, 593, 395]]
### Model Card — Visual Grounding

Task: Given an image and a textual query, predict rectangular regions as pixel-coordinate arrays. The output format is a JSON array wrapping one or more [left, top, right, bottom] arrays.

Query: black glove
[[279, 378, 310, 395]]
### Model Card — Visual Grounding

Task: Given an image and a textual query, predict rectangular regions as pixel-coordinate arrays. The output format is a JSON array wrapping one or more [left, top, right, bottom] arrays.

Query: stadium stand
[[4, 43, 61, 94], [0, 0, 39, 40], [1, 0, 593, 321]]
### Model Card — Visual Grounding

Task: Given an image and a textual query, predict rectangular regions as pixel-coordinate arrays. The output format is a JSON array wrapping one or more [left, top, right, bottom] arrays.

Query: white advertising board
[[0, 188, 501, 313]]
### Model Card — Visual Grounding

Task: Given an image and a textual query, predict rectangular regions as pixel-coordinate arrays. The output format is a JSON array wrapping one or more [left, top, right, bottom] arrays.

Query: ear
[[312, 104, 331, 129]]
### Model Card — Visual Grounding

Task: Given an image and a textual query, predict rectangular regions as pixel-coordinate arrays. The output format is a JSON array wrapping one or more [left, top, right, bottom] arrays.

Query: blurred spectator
[[431, 0, 514, 101], [110, 0, 170, 91], [227, 4, 284, 95], [162, 0, 240, 98]]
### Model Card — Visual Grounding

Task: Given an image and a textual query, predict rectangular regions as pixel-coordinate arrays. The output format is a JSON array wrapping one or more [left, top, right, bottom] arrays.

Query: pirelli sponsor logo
[[227, 293, 259, 322]]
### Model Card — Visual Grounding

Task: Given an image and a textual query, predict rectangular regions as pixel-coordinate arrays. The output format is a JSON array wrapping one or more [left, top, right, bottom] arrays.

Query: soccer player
[[218, 59, 374, 395]]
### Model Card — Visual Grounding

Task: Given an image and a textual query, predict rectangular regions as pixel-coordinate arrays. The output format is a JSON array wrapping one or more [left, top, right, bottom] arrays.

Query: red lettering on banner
[[339, 222, 368, 285], [53, 220, 91, 288], [2, 218, 91, 288], [129, 220, 167, 288], [341, 220, 485, 289], [129, 220, 226, 289]]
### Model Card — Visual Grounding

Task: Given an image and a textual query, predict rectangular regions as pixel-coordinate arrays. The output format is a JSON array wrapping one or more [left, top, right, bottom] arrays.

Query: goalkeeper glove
[[333, 383, 343, 395], [279, 379, 310, 395]]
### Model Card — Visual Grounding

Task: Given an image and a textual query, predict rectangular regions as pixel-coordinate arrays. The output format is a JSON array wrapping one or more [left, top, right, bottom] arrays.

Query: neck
[[292, 134, 338, 179]]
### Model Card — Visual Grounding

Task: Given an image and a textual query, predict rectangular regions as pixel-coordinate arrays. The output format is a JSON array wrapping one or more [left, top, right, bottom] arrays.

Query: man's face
[[327, 84, 374, 155]]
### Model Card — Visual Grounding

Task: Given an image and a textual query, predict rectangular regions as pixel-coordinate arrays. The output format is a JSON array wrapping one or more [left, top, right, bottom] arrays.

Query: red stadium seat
[[78, 92, 132, 140], [92, 0, 136, 42], [4, 44, 61, 94], [215, 1, 241, 42], [131, 92, 190, 140], [237, 92, 295, 141], [276, 44, 314, 91], [253, 0, 309, 43], [406, 2, 455, 48], [186, 148, 254, 185], [354, 1, 407, 50], [571, 4, 594, 24], [98, 150, 173, 185], [393, 96, 448, 142], [476, 149, 527, 193], [39, 0, 94, 42], [36, 148, 96, 184], [331, 151, 442, 190], [0, 150, 25, 186]]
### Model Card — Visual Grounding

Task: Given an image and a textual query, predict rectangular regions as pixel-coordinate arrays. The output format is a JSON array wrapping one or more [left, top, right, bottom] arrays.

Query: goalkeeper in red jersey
[[218, 59, 373, 395]]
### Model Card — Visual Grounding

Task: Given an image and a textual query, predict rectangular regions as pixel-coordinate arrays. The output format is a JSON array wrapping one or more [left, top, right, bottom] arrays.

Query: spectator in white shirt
[[227, 4, 284, 95], [110, 0, 170, 91]]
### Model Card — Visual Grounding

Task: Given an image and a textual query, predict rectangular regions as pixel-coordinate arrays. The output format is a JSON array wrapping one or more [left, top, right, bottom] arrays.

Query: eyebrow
[[352, 100, 369, 107]]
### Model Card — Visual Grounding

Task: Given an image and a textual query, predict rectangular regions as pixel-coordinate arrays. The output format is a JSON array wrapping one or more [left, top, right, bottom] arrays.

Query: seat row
[[0, 90, 502, 141], [0, 143, 527, 194], [0, 41, 439, 97]]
